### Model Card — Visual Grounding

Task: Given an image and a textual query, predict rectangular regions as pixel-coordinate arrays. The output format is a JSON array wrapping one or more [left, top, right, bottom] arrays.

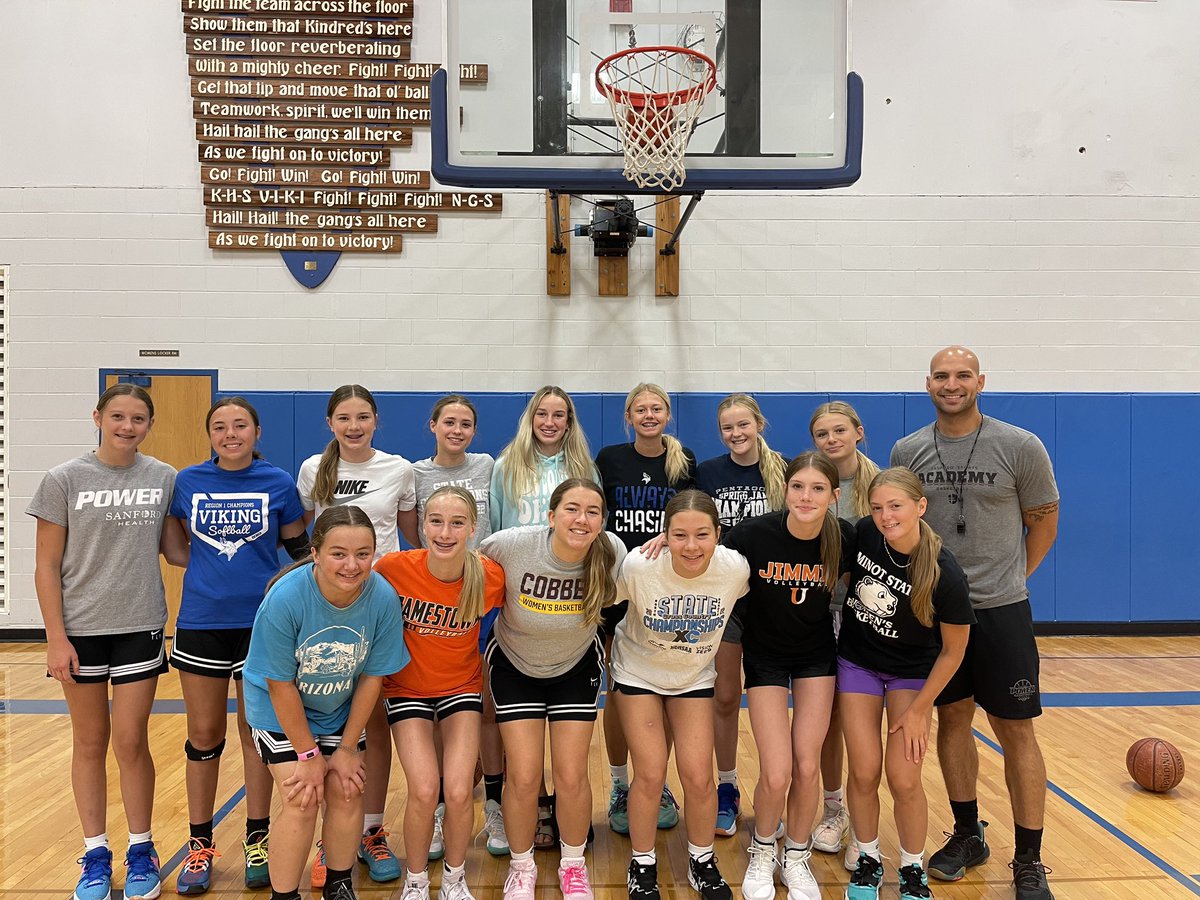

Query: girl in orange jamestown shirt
[[374, 485, 506, 900]]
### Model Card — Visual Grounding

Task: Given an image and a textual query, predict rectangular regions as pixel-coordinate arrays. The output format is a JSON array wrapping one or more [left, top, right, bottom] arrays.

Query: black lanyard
[[932, 415, 984, 534]]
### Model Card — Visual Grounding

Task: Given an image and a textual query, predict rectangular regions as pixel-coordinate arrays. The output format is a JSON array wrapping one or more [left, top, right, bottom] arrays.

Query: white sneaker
[[429, 803, 446, 861], [741, 839, 778, 900], [558, 860, 594, 900], [401, 872, 431, 900], [479, 799, 510, 856], [503, 859, 537, 900], [811, 802, 849, 853], [779, 847, 821, 900], [438, 876, 477, 900], [844, 838, 859, 872]]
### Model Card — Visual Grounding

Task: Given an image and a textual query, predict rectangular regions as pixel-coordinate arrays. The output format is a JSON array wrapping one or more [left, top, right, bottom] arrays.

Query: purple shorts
[[836, 657, 926, 697]]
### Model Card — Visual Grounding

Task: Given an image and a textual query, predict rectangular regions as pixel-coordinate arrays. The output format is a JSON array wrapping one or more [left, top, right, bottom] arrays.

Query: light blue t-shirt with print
[[488, 450, 568, 533], [243, 566, 408, 736]]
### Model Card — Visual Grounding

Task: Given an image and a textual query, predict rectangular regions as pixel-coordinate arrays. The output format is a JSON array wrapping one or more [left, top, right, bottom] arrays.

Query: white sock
[[443, 862, 466, 882], [688, 843, 714, 863], [824, 787, 844, 805], [610, 764, 629, 787], [858, 838, 881, 861], [632, 849, 656, 866], [127, 830, 152, 847], [717, 768, 738, 786], [560, 841, 587, 865], [510, 848, 535, 864], [407, 868, 429, 884], [753, 832, 777, 846], [900, 848, 924, 869], [363, 813, 384, 832], [784, 836, 809, 854], [84, 833, 110, 852]]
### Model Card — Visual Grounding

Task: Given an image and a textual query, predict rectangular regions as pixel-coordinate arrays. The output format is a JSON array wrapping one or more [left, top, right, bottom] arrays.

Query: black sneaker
[[898, 863, 933, 899], [928, 819, 989, 881], [687, 854, 732, 900], [324, 879, 358, 900], [1010, 857, 1055, 900], [627, 859, 660, 900]]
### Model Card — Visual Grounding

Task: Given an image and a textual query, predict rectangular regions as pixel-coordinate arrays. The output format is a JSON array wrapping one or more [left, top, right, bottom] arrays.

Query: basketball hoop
[[595, 45, 717, 191]]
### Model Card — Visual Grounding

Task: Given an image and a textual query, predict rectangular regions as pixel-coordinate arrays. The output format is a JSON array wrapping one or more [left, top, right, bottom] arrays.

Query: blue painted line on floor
[[1041, 691, 1200, 707], [158, 785, 247, 881], [0, 698, 238, 714], [973, 729, 1200, 897]]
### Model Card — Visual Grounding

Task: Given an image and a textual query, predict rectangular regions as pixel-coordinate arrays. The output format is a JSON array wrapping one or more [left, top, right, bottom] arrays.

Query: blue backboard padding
[[228, 389, 1197, 625], [1053, 395, 1130, 622]]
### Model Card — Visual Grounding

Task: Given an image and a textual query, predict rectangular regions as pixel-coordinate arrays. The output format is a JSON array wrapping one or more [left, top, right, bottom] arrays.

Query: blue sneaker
[[608, 783, 630, 835], [73, 847, 113, 900], [123, 841, 162, 900], [898, 863, 932, 899], [358, 826, 402, 882], [845, 853, 883, 900], [656, 786, 679, 830], [715, 783, 740, 837], [176, 837, 218, 895]]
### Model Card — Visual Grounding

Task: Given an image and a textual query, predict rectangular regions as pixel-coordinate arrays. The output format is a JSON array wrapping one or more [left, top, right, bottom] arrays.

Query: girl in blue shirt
[[169, 397, 308, 893], [243, 505, 408, 900]]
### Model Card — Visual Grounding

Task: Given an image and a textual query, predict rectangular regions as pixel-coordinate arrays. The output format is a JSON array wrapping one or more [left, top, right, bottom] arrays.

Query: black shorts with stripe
[[60, 630, 168, 685], [384, 692, 483, 723], [251, 726, 368, 765], [170, 627, 252, 680], [485, 636, 603, 724]]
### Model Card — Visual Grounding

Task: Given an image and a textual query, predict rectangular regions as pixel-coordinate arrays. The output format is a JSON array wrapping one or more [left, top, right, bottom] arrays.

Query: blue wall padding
[[224, 389, 1190, 625]]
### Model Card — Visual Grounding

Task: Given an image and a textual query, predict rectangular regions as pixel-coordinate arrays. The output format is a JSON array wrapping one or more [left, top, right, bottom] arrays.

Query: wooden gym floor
[[1, 637, 1197, 899]]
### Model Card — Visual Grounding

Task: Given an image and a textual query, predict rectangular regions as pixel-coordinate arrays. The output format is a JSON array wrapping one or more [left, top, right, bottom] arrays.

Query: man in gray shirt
[[891, 346, 1059, 900]]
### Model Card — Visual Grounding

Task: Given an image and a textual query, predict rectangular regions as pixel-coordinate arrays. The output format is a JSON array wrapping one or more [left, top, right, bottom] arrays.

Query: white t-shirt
[[611, 546, 750, 694], [297, 450, 416, 557]]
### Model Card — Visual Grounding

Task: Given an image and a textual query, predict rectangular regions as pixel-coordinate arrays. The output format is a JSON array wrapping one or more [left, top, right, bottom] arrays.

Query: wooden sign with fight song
[[181, 0, 501, 277]]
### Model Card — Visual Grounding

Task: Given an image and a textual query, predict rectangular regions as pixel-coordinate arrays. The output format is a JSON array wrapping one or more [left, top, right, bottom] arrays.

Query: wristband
[[296, 745, 321, 761]]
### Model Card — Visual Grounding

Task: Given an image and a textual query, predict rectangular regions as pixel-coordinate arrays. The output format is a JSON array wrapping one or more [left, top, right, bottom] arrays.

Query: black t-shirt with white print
[[596, 442, 697, 552], [722, 511, 855, 663], [839, 516, 975, 679]]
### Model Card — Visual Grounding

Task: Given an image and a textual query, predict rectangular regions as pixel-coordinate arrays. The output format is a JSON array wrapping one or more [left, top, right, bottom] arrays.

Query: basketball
[[1126, 738, 1185, 792]]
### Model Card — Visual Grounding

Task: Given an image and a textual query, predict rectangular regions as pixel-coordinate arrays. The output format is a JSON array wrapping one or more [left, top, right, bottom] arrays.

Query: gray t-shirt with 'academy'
[[891, 416, 1058, 610], [412, 452, 495, 549], [27, 452, 177, 635], [480, 525, 626, 678]]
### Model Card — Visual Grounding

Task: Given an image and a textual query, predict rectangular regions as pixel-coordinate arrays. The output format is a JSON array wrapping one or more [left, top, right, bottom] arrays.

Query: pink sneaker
[[503, 859, 537, 900], [558, 861, 594, 900]]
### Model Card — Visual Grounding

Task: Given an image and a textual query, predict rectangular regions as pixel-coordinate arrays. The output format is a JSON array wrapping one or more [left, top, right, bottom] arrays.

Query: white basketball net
[[595, 46, 717, 192]]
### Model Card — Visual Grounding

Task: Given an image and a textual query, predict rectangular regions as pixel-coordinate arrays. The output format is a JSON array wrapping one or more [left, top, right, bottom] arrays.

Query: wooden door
[[105, 372, 214, 634]]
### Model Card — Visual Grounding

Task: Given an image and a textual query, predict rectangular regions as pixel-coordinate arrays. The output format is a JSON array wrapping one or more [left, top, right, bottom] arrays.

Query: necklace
[[882, 538, 910, 568], [932, 415, 985, 535]]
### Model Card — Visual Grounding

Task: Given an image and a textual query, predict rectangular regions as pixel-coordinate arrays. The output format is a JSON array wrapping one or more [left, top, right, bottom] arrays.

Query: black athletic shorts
[[486, 636, 603, 724], [61, 630, 168, 685], [742, 652, 837, 689], [251, 726, 367, 765], [384, 692, 483, 723], [600, 600, 629, 638], [612, 681, 714, 700], [719, 603, 745, 645], [936, 599, 1042, 719], [170, 627, 253, 680]]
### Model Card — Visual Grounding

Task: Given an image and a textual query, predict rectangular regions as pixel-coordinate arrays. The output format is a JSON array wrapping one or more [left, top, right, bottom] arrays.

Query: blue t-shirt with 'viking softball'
[[171, 458, 306, 629]]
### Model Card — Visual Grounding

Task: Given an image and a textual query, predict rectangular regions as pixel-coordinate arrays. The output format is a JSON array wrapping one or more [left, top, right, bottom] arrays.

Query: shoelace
[[782, 850, 816, 884], [181, 840, 220, 874], [77, 852, 112, 887], [609, 784, 629, 815], [746, 843, 776, 880], [440, 878, 472, 900], [937, 830, 981, 859], [479, 805, 507, 843], [401, 877, 430, 900], [849, 856, 883, 886], [504, 864, 535, 893], [898, 865, 931, 898], [125, 845, 159, 878], [560, 863, 590, 894], [691, 857, 724, 888], [243, 835, 268, 866], [1010, 859, 1053, 889], [361, 829, 393, 861], [326, 880, 356, 900], [659, 787, 679, 810]]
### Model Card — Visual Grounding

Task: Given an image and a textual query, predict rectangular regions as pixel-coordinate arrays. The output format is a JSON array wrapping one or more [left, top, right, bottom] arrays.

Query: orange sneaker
[[310, 841, 326, 889]]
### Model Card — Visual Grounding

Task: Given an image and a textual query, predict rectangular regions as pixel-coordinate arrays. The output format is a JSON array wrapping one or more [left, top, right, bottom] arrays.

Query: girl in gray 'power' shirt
[[29, 384, 188, 900], [479, 478, 625, 900]]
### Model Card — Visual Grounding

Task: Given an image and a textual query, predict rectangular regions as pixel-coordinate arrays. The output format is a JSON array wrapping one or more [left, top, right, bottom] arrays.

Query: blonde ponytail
[[311, 438, 341, 506]]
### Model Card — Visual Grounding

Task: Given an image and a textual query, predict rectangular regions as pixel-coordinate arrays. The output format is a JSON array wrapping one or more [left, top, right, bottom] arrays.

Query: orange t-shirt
[[375, 549, 505, 698]]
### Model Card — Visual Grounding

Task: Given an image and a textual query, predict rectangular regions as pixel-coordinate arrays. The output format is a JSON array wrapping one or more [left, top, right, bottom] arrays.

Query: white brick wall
[[2, 0, 1200, 626]]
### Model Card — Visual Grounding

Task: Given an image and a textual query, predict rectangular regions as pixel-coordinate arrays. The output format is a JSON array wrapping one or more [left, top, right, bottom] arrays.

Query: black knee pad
[[185, 738, 226, 762]]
